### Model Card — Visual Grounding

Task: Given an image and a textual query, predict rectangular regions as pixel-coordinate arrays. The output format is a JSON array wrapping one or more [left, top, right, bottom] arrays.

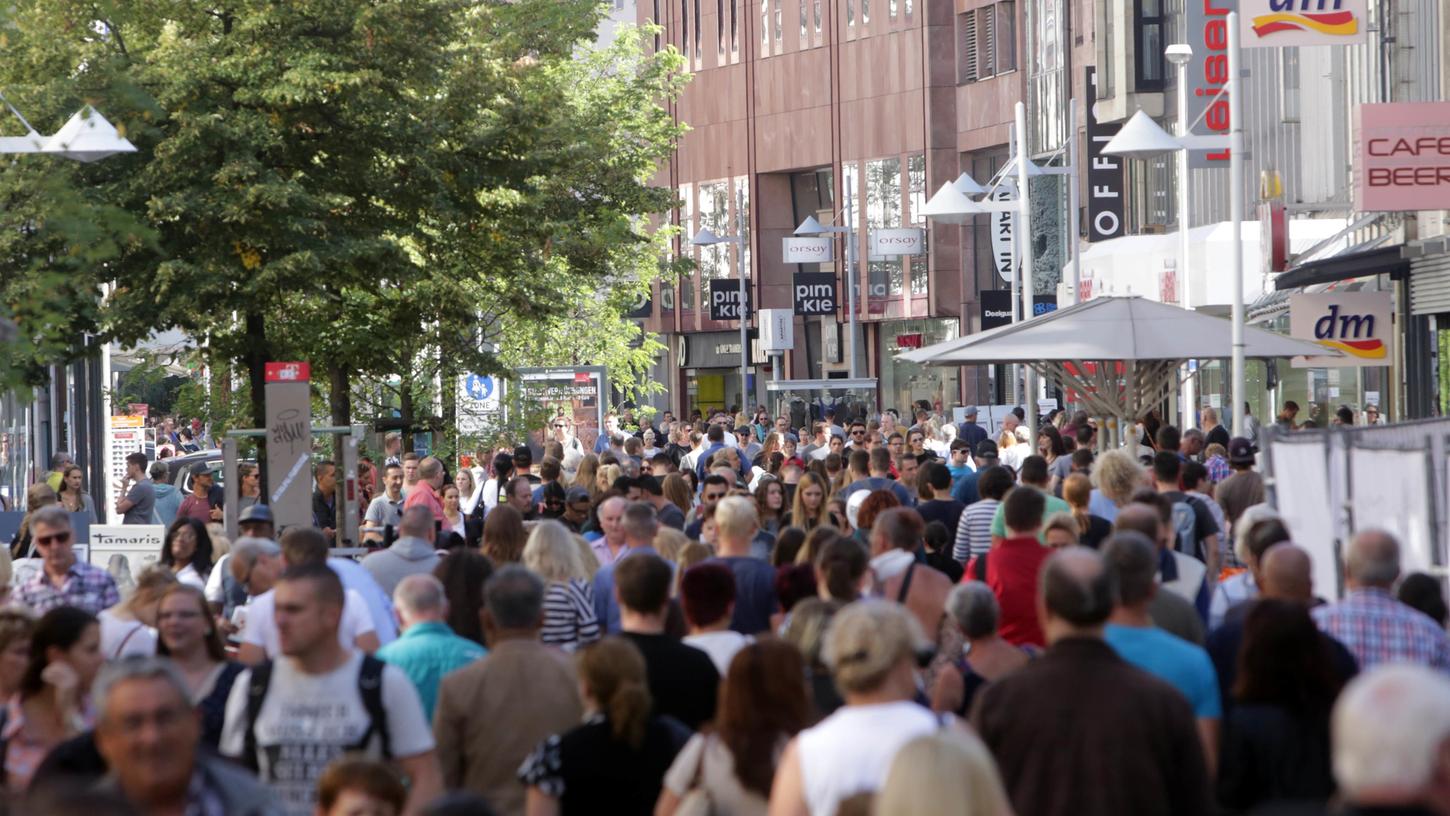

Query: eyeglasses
[[35, 531, 71, 547], [851, 430, 865, 436]]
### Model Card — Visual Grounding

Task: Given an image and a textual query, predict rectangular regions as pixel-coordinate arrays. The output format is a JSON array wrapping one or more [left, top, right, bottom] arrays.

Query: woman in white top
[[522, 520, 600, 651], [768, 600, 956, 816], [98, 566, 177, 658], [657, 641, 810, 816], [160, 517, 214, 590]]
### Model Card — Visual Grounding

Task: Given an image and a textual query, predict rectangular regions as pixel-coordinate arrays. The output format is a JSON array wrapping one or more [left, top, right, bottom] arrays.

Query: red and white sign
[[1259, 200, 1289, 272], [264, 361, 310, 383], [896, 333, 924, 350], [1356, 103, 1450, 212], [127, 403, 149, 417], [574, 372, 592, 384]]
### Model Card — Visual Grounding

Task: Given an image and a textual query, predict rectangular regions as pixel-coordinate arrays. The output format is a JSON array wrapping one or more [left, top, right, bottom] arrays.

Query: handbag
[[674, 735, 718, 816]]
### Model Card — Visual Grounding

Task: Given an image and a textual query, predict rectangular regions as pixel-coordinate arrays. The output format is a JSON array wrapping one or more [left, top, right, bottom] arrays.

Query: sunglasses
[[35, 531, 72, 547]]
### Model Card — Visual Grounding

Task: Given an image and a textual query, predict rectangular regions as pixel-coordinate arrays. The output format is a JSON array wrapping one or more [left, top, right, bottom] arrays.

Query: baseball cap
[[239, 504, 274, 524], [190, 462, 211, 477], [975, 440, 999, 460], [565, 486, 591, 504], [963, 406, 978, 418], [1228, 437, 1256, 465]]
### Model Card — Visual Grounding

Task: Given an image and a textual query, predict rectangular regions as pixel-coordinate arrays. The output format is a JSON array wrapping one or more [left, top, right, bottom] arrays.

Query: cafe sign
[[1355, 102, 1450, 212]]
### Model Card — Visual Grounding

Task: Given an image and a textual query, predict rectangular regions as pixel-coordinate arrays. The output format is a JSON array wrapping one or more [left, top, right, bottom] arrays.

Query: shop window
[[907, 153, 926, 225], [1134, 0, 1164, 91]]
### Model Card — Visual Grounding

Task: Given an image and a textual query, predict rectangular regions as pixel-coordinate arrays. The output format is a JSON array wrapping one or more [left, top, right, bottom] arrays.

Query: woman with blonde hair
[[785, 472, 829, 532], [769, 601, 954, 816], [10, 483, 57, 559], [661, 473, 693, 515], [1087, 449, 1143, 523], [98, 565, 178, 658], [523, 520, 600, 651], [596, 464, 622, 497], [875, 729, 1013, 816], [652, 528, 690, 564], [574, 454, 601, 496], [521, 637, 688, 815]]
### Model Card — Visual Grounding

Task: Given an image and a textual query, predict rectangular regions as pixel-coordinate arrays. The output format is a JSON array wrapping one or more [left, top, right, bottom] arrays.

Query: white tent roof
[[898, 295, 1335, 365]]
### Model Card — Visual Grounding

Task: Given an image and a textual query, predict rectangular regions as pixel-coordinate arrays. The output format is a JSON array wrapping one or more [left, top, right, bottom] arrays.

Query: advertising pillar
[[264, 362, 313, 532]]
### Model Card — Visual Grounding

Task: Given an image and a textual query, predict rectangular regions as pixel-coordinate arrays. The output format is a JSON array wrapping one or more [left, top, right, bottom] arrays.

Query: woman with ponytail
[[1062, 473, 1112, 549], [781, 533, 870, 720], [520, 637, 689, 815]]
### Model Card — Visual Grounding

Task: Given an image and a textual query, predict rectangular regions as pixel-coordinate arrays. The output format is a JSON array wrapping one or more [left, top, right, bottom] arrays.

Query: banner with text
[[1085, 68, 1125, 243], [782, 236, 834, 264], [1355, 102, 1450, 211]]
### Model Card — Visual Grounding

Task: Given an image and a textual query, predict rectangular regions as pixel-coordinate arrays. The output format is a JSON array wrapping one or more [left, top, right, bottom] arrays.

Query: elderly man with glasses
[[15, 505, 120, 615]]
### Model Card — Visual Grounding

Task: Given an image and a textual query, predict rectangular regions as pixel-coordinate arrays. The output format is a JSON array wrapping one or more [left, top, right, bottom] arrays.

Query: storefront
[[678, 332, 761, 418], [877, 319, 960, 419]]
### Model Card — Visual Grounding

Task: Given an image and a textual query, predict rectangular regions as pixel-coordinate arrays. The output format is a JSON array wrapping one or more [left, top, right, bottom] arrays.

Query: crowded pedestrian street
[[2, 0, 1450, 814]]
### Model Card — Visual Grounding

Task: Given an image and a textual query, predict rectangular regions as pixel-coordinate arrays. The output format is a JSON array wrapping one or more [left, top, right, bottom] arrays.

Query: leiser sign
[[1355, 102, 1450, 211]]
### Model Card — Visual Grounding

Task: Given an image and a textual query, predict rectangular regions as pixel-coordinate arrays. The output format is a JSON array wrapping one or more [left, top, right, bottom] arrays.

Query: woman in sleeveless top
[[931, 582, 1032, 717], [769, 601, 957, 816], [155, 584, 243, 750]]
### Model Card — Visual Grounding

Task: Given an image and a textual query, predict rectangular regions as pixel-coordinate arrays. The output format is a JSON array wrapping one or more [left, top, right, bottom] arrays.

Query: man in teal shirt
[[989, 456, 1072, 545], [376, 573, 486, 720], [1101, 531, 1222, 775]]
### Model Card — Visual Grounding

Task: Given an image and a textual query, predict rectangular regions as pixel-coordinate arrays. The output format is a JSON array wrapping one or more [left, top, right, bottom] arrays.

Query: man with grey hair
[[375, 574, 484, 720], [361, 506, 441, 596], [16, 505, 120, 614], [94, 656, 277, 814], [932, 582, 1030, 715], [1313, 529, 1450, 670], [708, 495, 777, 635], [973, 546, 1210, 816], [1332, 664, 1450, 815], [435, 565, 582, 815], [402, 455, 450, 533], [592, 501, 661, 634]]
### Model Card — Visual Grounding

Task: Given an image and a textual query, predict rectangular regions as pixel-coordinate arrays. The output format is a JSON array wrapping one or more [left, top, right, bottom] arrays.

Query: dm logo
[[1313, 304, 1385, 360], [1251, 0, 1359, 38]]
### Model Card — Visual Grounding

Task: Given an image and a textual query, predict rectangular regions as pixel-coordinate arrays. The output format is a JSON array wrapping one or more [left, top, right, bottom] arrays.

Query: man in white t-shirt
[[221, 563, 441, 816], [231, 536, 380, 664]]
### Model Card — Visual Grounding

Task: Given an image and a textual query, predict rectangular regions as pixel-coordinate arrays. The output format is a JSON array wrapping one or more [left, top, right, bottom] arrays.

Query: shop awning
[[1273, 245, 1408, 291]]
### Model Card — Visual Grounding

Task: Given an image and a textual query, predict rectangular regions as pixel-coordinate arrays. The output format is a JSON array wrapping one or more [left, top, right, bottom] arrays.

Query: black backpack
[[241, 655, 392, 773]]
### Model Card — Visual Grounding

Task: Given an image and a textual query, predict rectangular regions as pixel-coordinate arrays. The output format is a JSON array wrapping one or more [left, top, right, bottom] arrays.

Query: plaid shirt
[[1313, 588, 1450, 671], [1205, 455, 1231, 484], [17, 561, 120, 616]]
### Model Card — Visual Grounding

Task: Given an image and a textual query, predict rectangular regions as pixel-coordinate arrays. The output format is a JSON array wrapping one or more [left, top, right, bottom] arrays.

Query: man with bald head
[[973, 546, 1211, 816], [1114, 503, 1206, 645], [402, 456, 451, 533], [376, 574, 485, 720], [1205, 542, 1359, 716], [1312, 530, 1450, 670]]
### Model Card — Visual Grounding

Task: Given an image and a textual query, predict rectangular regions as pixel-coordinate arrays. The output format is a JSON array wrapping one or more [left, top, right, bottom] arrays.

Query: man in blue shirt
[[592, 501, 662, 634], [951, 440, 999, 506], [1101, 531, 1222, 774], [957, 406, 989, 451], [841, 447, 916, 507], [376, 573, 486, 720]]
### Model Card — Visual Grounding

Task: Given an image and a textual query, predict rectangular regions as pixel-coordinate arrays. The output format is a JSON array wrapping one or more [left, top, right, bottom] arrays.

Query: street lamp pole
[[1167, 43, 1197, 429], [736, 204, 749, 411], [845, 194, 859, 379], [1228, 12, 1247, 438], [1015, 101, 1038, 442]]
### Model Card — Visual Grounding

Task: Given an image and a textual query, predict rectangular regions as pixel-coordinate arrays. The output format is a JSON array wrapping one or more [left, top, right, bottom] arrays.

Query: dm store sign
[[1289, 292, 1391, 368]]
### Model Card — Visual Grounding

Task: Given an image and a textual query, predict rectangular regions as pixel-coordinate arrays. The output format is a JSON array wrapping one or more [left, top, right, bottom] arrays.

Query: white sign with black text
[[782, 236, 834, 264]]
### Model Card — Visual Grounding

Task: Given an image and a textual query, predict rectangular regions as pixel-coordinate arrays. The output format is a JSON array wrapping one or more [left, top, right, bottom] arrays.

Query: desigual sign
[[1239, 0, 1366, 48], [1289, 291, 1391, 368], [1356, 102, 1450, 212]]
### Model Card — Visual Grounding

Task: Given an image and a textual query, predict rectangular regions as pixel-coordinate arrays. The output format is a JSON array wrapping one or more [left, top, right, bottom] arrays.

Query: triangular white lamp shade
[[1101, 110, 1183, 160], [953, 172, 988, 196], [794, 216, 827, 236], [1008, 155, 1048, 178], [45, 107, 136, 162], [918, 182, 986, 223], [691, 227, 725, 246]]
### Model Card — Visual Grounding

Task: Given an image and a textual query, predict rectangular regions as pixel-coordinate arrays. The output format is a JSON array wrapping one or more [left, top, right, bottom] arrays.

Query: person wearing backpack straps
[[1150, 452, 1222, 581], [219, 562, 441, 816]]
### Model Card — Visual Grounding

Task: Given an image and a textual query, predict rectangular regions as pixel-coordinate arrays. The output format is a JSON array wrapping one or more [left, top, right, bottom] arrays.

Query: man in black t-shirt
[[1152, 452, 1220, 573], [614, 552, 718, 730]]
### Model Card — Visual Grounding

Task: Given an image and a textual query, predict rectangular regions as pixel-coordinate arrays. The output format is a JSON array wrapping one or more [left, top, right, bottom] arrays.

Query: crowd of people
[[0, 402, 1448, 816]]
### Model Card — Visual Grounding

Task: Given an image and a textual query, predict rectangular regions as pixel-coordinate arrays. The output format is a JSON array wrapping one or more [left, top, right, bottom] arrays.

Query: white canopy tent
[[898, 296, 1337, 446]]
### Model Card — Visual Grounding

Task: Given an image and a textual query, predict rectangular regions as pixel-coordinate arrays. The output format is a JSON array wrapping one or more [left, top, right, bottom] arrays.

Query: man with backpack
[[220, 562, 442, 816], [1151, 452, 1221, 580]]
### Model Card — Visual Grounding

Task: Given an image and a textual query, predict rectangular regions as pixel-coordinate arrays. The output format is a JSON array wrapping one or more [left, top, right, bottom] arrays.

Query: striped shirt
[[540, 579, 601, 651], [954, 499, 1000, 564]]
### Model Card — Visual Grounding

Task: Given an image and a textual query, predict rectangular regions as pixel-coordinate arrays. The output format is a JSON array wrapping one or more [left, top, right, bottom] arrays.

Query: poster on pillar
[[1185, 0, 1234, 169], [1085, 68, 1125, 243], [263, 362, 314, 531], [708, 278, 752, 322], [990, 180, 1018, 282]]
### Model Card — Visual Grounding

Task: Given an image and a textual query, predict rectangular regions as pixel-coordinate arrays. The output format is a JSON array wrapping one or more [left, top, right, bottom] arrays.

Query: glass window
[[734, 176, 751, 281], [847, 0, 854, 26], [694, 0, 702, 65], [682, 0, 690, 64], [698, 181, 730, 280], [1135, 0, 1165, 90], [907, 153, 926, 225], [775, 0, 783, 46], [909, 255, 929, 296], [814, 0, 822, 35], [762, 0, 771, 51], [800, 0, 807, 44], [731, 0, 739, 56], [862, 0, 870, 24], [997, 1, 1015, 72], [890, 0, 898, 19], [865, 157, 902, 229]]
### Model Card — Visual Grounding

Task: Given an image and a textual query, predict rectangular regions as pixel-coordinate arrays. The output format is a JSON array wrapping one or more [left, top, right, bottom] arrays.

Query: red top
[[976, 535, 1051, 647], [403, 484, 452, 533]]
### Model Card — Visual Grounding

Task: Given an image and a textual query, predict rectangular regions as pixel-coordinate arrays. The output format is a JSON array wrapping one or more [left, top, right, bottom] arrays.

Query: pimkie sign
[[1355, 102, 1450, 212], [1239, 0, 1366, 47], [1289, 292, 1391, 368]]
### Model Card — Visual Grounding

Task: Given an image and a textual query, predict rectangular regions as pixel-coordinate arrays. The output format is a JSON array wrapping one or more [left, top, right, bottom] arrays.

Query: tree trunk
[[244, 310, 269, 496], [440, 350, 456, 463], [401, 385, 415, 455]]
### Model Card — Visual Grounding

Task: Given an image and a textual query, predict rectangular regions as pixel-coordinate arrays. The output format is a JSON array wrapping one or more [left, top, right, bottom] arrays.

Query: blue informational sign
[[464, 374, 495, 402]]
